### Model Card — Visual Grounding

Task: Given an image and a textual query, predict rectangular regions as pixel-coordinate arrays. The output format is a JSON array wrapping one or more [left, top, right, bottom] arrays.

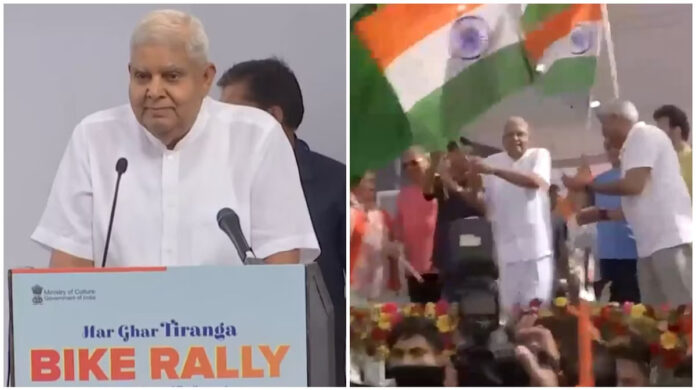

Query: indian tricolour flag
[[351, 4, 533, 175], [523, 4, 603, 95]]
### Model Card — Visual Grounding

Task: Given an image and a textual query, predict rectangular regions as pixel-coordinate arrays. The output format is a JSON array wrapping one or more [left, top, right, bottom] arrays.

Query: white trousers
[[499, 255, 554, 312]]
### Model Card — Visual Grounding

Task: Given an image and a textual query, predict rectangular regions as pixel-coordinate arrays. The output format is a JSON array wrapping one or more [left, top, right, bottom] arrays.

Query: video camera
[[446, 217, 529, 386]]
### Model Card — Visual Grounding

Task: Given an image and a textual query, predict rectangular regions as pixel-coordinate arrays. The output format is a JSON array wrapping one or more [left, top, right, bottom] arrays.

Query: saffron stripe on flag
[[524, 4, 602, 62], [354, 4, 481, 70], [384, 4, 524, 112], [521, 4, 572, 33]]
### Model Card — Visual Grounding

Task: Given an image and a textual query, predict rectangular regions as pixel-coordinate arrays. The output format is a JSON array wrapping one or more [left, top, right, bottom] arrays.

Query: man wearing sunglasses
[[394, 146, 439, 303]]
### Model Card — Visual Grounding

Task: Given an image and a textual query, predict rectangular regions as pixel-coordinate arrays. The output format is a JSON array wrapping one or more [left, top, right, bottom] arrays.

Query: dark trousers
[[407, 273, 442, 304], [599, 259, 641, 303]]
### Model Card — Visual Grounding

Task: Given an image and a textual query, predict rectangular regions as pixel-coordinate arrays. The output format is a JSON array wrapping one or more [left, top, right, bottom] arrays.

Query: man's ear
[[201, 63, 217, 93], [267, 105, 285, 126]]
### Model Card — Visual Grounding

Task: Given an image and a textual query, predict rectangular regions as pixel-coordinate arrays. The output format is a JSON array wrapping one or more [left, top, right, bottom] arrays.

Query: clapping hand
[[561, 173, 592, 191]]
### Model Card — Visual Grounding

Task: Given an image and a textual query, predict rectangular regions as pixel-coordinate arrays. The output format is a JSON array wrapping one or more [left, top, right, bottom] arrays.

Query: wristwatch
[[598, 209, 609, 221]]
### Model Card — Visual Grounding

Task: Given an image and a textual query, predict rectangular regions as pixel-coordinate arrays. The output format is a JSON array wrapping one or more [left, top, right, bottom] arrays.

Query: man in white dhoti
[[470, 117, 554, 312]]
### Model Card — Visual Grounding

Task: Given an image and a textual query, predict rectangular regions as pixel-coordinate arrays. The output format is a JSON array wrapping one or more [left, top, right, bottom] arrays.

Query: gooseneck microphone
[[216, 207, 258, 264], [102, 158, 128, 268]]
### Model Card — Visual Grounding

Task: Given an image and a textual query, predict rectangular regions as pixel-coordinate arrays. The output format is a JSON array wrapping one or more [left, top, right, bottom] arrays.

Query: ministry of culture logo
[[31, 284, 43, 305], [449, 16, 491, 60]]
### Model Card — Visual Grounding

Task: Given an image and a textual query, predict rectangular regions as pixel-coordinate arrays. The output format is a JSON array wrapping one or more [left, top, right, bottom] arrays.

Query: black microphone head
[[116, 158, 128, 174], [216, 207, 238, 227]]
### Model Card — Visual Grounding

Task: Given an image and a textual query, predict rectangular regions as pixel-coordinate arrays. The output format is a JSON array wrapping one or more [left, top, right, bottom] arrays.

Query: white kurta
[[32, 97, 320, 266], [483, 148, 553, 264], [620, 122, 693, 258], [483, 148, 554, 309]]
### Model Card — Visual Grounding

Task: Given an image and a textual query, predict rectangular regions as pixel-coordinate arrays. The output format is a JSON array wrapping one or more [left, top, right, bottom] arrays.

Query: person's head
[[387, 317, 446, 367], [502, 116, 530, 159], [597, 100, 639, 150], [609, 337, 651, 387], [401, 146, 429, 185], [549, 184, 560, 210], [653, 104, 690, 147], [351, 171, 376, 206], [217, 58, 304, 141], [563, 341, 617, 386], [129, 9, 216, 149]]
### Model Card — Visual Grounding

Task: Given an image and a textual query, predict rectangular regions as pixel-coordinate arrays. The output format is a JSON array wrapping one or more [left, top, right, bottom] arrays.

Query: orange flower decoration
[[436, 314, 455, 333], [660, 331, 679, 350], [425, 302, 436, 319]]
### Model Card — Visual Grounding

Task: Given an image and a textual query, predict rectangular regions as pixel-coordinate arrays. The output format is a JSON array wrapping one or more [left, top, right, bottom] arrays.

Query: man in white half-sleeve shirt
[[470, 117, 554, 312], [564, 100, 692, 306], [31, 9, 319, 267]]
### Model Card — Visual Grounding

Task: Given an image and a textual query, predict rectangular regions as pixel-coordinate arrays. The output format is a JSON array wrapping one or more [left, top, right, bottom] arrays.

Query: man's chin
[[143, 121, 175, 140]]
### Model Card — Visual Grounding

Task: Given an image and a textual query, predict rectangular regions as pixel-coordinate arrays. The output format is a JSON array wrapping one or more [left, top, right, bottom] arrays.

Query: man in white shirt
[[564, 100, 692, 306], [470, 117, 554, 311], [32, 9, 319, 267]]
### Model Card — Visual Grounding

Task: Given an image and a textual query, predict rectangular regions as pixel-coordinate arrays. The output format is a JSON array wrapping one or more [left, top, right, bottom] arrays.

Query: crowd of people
[[350, 100, 692, 386]]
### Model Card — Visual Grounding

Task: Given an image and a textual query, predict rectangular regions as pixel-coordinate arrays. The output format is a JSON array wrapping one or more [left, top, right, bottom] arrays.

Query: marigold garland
[[350, 299, 691, 369]]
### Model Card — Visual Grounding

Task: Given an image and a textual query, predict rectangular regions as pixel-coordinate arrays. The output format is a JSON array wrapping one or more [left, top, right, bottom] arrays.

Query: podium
[[7, 263, 335, 386]]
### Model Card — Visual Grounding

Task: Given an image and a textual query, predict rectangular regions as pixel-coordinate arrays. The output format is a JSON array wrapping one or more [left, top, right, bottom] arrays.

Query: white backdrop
[[4, 4, 346, 378]]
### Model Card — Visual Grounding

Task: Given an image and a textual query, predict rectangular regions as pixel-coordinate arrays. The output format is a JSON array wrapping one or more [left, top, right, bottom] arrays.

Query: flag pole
[[601, 4, 620, 99]]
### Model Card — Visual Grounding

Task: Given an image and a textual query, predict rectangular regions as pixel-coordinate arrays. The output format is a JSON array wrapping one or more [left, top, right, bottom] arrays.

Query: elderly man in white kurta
[[564, 100, 692, 306], [32, 10, 319, 267], [471, 117, 554, 312]]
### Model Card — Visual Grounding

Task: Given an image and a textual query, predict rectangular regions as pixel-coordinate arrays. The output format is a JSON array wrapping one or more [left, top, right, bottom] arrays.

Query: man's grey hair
[[131, 9, 209, 64], [504, 116, 530, 133], [402, 145, 427, 160], [597, 99, 639, 124]]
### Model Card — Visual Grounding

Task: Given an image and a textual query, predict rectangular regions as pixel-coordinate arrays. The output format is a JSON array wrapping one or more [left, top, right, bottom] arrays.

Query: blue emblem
[[449, 16, 491, 60], [570, 23, 595, 55]]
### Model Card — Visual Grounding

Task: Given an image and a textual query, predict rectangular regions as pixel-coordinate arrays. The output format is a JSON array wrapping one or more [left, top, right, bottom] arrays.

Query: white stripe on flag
[[384, 4, 524, 111]]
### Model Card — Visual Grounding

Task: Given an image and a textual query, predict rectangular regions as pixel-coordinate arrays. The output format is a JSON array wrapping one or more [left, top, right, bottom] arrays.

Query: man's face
[[502, 121, 529, 158], [129, 43, 215, 146], [655, 116, 680, 140], [604, 139, 621, 166], [601, 116, 631, 150], [220, 80, 259, 108], [388, 335, 441, 367], [616, 358, 648, 387], [355, 172, 376, 205], [401, 150, 428, 184], [448, 150, 470, 182]]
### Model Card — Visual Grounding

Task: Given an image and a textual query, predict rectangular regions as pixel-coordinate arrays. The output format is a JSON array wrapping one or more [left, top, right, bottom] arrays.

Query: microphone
[[216, 208, 260, 264], [101, 158, 128, 268]]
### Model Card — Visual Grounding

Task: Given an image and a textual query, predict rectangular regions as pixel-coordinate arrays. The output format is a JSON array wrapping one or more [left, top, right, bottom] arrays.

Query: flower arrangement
[[350, 299, 692, 369]]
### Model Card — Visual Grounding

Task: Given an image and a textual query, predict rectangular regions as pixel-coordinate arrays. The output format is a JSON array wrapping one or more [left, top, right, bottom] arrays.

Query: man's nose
[[146, 76, 165, 99]]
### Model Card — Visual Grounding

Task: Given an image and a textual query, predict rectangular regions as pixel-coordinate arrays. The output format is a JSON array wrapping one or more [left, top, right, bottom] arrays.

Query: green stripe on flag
[[522, 4, 572, 32], [406, 43, 533, 150], [350, 33, 412, 175], [537, 57, 597, 95]]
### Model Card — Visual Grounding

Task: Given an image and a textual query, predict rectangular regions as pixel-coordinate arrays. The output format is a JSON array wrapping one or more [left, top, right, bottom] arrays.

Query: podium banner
[[10, 265, 308, 386]]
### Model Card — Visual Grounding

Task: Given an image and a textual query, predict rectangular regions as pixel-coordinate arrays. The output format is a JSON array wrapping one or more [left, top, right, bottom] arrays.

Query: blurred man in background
[[394, 146, 440, 303], [218, 58, 346, 384], [653, 104, 692, 198]]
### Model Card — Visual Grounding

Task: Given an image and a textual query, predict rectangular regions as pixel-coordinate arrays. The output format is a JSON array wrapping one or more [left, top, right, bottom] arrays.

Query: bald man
[[471, 117, 554, 312]]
